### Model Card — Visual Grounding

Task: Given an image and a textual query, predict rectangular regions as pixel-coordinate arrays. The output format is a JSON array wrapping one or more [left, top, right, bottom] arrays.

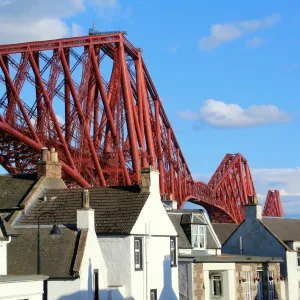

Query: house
[[0, 216, 48, 300], [2, 148, 179, 300], [8, 193, 108, 300], [166, 203, 282, 300], [215, 195, 300, 300]]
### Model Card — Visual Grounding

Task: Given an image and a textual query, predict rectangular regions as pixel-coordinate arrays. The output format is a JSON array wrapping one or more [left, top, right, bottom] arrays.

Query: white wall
[[0, 241, 7, 275], [49, 210, 109, 300], [47, 280, 80, 300], [286, 251, 298, 300], [130, 235, 179, 300], [202, 263, 236, 300], [131, 170, 179, 300], [98, 169, 179, 300], [131, 170, 177, 237], [0, 279, 45, 300], [98, 235, 131, 298]]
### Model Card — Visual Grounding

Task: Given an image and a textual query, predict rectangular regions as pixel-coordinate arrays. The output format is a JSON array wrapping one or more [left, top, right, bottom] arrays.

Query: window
[[243, 271, 251, 300], [150, 289, 157, 300], [268, 271, 275, 300], [297, 247, 300, 267], [134, 237, 143, 270], [93, 269, 99, 300], [170, 237, 176, 267], [191, 225, 205, 249], [210, 273, 222, 297], [256, 271, 263, 300]]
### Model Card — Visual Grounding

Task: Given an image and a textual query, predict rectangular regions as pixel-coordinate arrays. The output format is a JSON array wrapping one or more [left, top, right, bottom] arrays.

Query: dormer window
[[192, 225, 206, 249]]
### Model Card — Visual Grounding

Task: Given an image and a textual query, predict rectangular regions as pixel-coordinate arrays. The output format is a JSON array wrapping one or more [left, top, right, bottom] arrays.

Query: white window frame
[[243, 271, 251, 300], [191, 225, 206, 250], [134, 237, 143, 270], [257, 271, 263, 300], [268, 271, 275, 300], [210, 273, 223, 297], [150, 289, 157, 300], [297, 247, 300, 267], [170, 237, 176, 267]]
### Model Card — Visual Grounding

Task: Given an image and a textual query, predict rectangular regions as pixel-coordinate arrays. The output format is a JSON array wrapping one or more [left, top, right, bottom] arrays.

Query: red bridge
[[0, 31, 283, 223]]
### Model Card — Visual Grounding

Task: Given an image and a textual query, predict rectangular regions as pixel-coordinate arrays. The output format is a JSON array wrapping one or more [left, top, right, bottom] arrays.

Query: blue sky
[[0, 0, 299, 216]]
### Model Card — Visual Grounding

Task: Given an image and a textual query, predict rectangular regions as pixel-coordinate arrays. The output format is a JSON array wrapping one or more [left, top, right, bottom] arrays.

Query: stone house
[[166, 205, 282, 300], [1, 148, 179, 300], [214, 196, 300, 300]]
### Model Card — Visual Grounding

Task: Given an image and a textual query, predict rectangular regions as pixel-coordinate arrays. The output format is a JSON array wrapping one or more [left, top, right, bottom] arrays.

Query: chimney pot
[[82, 189, 90, 209], [50, 148, 56, 162], [37, 147, 62, 179], [41, 147, 48, 162]]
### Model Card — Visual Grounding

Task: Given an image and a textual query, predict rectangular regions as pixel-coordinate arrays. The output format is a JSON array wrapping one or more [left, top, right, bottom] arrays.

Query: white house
[[7, 190, 108, 300], [3, 148, 179, 300], [166, 204, 282, 300], [218, 196, 300, 300], [0, 216, 48, 300]]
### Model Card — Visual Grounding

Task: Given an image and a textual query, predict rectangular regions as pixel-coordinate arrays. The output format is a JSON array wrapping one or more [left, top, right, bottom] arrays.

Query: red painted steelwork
[[0, 33, 282, 223], [263, 190, 284, 217]]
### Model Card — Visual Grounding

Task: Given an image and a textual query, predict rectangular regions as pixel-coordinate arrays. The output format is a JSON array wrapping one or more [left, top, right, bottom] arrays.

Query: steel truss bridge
[[0, 32, 283, 223]]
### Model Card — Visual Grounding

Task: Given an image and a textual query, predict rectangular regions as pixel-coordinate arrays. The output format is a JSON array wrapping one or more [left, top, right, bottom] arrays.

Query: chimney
[[162, 200, 178, 210], [77, 189, 95, 231], [140, 166, 160, 195], [244, 194, 262, 221], [37, 147, 62, 179]]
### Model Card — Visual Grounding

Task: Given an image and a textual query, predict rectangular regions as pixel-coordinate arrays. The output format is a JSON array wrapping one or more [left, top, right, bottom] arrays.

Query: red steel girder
[[0, 33, 281, 224]]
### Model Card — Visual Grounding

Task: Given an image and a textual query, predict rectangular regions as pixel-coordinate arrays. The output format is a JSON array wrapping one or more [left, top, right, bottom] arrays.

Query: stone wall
[[193, 262, 281, 300], [193, 263, 204, 300], [236, 262, 281, 300]]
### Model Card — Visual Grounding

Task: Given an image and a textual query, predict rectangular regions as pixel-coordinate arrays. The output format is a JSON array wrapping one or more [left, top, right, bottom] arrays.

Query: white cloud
[[200, 14, 280, 50], [72, 23, 85, 37], [251, 167, 300, 196], [0, 0, 85, 44], [0, 0, 122, 44], [247, 37, 265, 47], [178, 99, 291, 129], [251, 167, 300, 215]]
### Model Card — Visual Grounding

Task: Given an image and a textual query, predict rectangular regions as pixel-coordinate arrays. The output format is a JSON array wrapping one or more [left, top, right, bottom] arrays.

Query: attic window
[[192, 225, 206, 250]]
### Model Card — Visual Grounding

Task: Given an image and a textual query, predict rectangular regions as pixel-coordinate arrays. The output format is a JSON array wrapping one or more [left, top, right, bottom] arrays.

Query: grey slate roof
[[19, 187, 149, 235], [180, 253, 283, 263], [0, 173, 37, 209], [261, 217, 300, 243], [169, 214, 192, 249], [212, 223, 239, 244], [7, 227, 80, 278]]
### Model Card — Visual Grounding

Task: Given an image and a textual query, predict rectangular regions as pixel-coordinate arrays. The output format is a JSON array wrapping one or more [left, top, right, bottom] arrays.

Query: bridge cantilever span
[[0, 33, 283, 223]]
